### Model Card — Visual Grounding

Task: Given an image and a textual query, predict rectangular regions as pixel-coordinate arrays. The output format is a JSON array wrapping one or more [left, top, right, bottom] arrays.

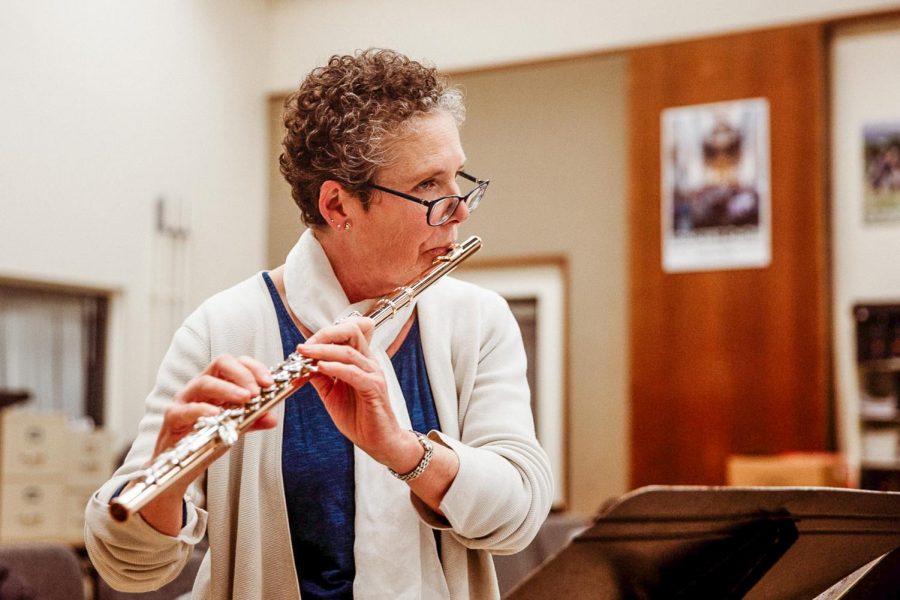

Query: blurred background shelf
[[854, 303, 900, 491]]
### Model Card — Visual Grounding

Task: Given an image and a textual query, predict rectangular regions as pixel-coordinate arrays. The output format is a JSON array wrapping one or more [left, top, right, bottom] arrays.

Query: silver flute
[[109, 236, 482, 522]]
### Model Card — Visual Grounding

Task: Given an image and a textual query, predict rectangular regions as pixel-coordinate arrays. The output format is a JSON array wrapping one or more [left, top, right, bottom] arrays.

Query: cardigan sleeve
[[84, 315, 211, 592], [415, 285, 553, 555]]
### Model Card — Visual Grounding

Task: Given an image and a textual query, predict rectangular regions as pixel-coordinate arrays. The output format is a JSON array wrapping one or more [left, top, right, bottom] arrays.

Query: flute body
[[110, 235, 482, 522]]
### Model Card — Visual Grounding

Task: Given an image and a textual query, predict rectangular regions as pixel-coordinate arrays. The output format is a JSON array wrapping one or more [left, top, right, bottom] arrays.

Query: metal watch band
[[389, 431, 434, 482]]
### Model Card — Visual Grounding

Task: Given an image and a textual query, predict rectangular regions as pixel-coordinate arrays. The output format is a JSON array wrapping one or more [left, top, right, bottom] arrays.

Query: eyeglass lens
[[429, 181, 485, 225]]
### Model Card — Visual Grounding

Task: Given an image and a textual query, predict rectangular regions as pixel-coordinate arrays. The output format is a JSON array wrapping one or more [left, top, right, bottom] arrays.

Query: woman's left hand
[[297, 316, 421, 469]]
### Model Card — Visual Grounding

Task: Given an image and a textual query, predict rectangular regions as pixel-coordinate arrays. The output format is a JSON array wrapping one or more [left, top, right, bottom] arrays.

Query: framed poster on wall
[[661, 98, 771, 273], [863, 122, 900, 223]]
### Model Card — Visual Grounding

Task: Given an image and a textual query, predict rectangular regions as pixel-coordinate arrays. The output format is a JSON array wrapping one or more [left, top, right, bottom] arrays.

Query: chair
[[0, 543, 85, 600]]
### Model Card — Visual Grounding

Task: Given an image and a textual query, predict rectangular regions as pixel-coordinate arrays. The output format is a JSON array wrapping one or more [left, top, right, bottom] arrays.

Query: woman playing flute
[[85, 48, 552, 600]]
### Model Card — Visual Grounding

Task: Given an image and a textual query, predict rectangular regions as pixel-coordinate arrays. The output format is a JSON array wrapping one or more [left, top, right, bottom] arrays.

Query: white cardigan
[[85, 273, 552, 599]]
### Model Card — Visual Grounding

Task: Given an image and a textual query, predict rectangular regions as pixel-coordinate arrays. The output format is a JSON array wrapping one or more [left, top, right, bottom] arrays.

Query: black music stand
[[506, 486, 900, 599]]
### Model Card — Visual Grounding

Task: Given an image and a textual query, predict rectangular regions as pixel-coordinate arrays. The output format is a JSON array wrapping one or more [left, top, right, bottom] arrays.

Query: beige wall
[[267, 96, 307, 269], [267, 54, 630, 515]]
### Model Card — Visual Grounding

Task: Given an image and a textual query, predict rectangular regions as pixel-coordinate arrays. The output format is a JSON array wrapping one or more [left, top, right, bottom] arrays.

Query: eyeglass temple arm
[[369, 183, 431, 207], [459, 171, 479, 184]]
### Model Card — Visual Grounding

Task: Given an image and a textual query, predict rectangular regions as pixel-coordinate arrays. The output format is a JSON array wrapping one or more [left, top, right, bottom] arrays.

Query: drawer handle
[[25, 427, 45, 443], [17, 513, 43, 526], [19, 451, 47, 466]]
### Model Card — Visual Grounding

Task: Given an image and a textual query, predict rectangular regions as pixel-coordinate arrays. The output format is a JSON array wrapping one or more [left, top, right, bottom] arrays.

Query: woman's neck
[[315, 229, 387, 303]]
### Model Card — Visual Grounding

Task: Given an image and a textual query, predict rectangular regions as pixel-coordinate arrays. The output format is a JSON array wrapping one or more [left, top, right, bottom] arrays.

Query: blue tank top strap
[[261, 271, 304, 353]]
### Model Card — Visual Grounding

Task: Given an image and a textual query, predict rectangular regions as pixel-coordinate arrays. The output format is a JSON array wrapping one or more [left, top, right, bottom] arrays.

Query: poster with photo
[[661, 98, 771, 273], [863, 123, 900, 223]]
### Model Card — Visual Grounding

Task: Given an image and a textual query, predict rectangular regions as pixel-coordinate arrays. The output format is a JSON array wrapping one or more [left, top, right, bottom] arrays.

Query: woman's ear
[[318, 180, 349, 232]]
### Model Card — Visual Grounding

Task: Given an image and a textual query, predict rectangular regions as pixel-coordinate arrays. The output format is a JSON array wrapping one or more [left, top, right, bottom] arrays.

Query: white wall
[[266, 0, 900, 91], [831, 19, 900, 470], [0, 0, 270, 447]]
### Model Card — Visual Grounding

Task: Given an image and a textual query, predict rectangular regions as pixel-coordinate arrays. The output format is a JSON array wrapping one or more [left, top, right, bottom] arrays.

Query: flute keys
[[284, 362, 304, 374], [216, 422, 239, 446]]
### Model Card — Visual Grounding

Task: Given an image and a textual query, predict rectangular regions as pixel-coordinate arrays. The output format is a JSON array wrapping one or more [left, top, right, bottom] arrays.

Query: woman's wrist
[[388, 432, 433, 481], [380, 429, 427, 476]]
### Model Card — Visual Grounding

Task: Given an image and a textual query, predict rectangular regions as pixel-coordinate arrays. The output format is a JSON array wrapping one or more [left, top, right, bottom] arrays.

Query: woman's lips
[[425, 243, 455, 258]]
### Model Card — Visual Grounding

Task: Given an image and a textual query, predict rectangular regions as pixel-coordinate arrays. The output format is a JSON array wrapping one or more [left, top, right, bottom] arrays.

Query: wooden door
[[629, 24, 831, 487]]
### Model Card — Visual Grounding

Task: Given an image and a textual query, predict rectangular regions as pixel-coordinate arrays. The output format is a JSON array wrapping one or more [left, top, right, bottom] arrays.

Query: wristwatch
[[388, 431, 433, 482]]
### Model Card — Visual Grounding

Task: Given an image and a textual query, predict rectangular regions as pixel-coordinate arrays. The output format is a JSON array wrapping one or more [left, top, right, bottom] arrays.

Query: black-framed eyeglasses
[[369, 171, 489, 226]]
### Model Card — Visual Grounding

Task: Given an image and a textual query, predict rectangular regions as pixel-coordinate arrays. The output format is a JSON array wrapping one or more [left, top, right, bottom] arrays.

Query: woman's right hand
[[152, 354, 277, 460], [136, 354, 275, 535]]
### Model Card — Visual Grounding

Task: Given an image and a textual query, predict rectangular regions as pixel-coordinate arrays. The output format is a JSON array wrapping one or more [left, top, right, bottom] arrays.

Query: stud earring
[[344, 221, 352, 231]]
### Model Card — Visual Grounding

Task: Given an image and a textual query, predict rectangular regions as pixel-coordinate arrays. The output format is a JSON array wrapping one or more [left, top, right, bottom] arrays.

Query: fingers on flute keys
[[299, 318, 382, 393], [306, 316, 374, 346], [172, 354, 276, 430]]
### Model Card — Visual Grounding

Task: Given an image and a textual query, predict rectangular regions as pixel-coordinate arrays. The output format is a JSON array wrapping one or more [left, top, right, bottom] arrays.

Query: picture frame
[[863, 122, 900, 223], [661, 97, 772, 272]]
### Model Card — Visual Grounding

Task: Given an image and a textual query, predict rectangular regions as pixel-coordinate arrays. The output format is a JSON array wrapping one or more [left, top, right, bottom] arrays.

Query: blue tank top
[[262, 272, 441, 599]]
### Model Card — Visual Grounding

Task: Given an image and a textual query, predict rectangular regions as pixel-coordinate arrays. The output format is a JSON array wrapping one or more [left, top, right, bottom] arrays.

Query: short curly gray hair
[[279, 49, 465, 227]]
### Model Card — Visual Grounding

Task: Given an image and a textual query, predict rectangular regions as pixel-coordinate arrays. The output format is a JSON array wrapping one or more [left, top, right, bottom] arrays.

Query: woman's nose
[[448, 197, 471, 225]]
